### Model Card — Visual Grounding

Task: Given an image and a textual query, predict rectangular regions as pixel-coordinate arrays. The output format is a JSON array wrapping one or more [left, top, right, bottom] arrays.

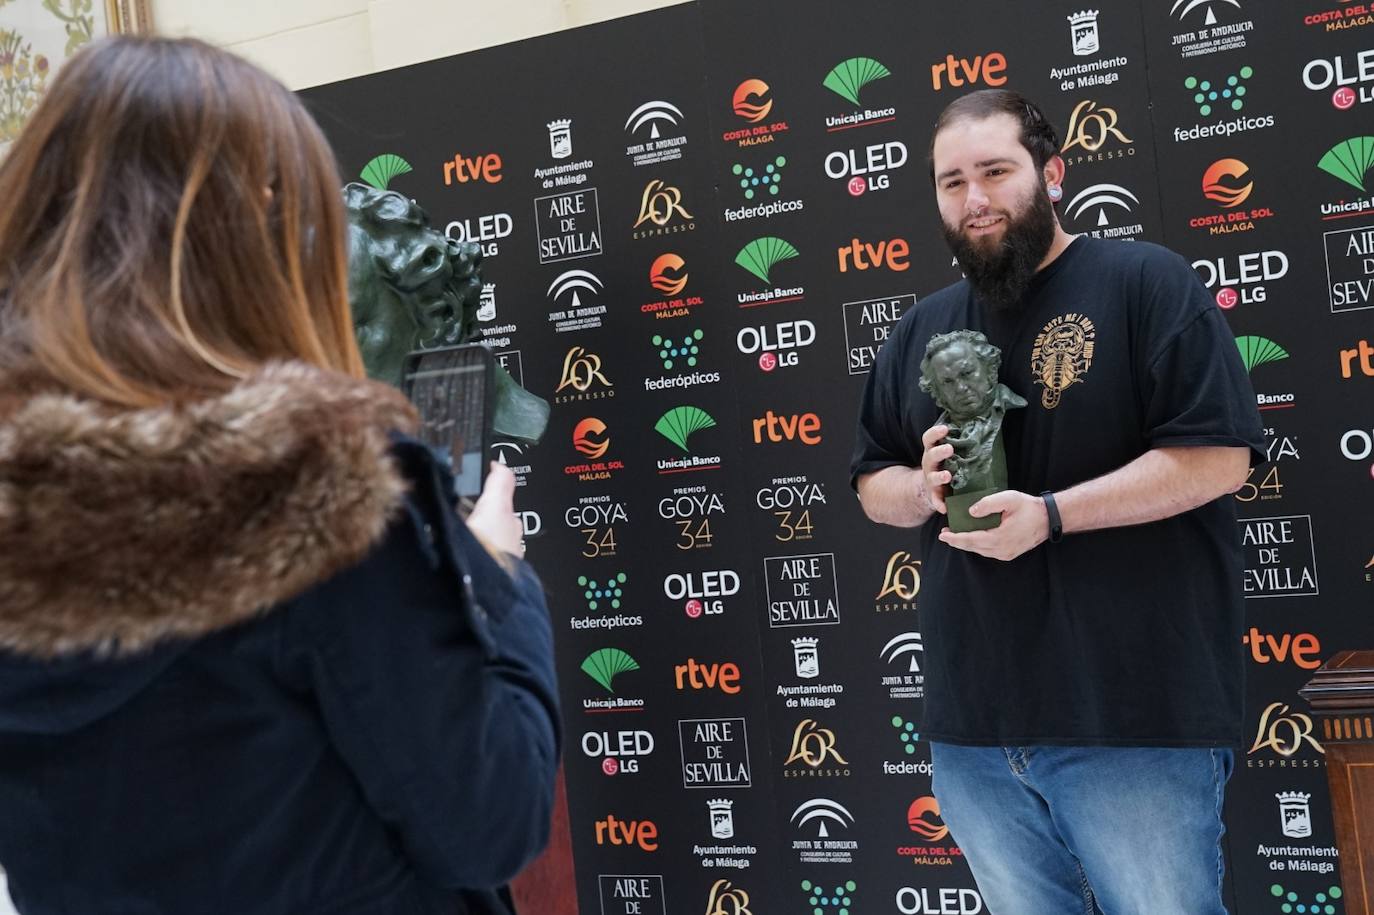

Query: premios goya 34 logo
[[735, 236, 805, 307], [565, 494, 627, 559]]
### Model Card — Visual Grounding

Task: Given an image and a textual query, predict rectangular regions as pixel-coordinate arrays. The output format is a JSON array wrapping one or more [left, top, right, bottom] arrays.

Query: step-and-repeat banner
[[303, 1, 1373, 911]]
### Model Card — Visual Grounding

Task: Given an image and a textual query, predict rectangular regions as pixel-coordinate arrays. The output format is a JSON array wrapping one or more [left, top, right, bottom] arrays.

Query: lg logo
[[737, 320, 816, 371], [824, 141, 908, 195], [665, 569, 740, 618], [582, 729, 654, 775], [896, 887, 985, 914]]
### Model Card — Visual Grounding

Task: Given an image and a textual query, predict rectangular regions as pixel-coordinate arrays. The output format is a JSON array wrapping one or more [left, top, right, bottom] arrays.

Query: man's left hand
[[937, 490, 1049, 561]]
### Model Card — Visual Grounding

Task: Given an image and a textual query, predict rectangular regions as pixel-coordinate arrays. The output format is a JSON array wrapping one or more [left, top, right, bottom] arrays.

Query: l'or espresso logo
[[598, 875, 666, 915], [876, 550, 921, 612], [1244, 628, 1322, 670], [1248, 701, 1326, 769], [783, 718, 851, 777], [582, 647, 646, 714], [1242, 515, 1319, 598], [1049, 12, 1129, 93], [555, 345, 614, 403], [583, 728, 654, 776], [442, 150, 502, 185], [705, 879, 754, 915], [1064, 182, 1144, 239], [1192, 248, 1288, 310], [1304, 48, 1374, 110], [1059, 100, 1134, 166], [765, 553, 840, 627], [534, 188, 603, 263], [736, 237, 805, 308], [757, 476, 826, 543], [567, 417, 625, 482], [825, 140, 908, 197], [641, 253, 706, 321], [679, 717, 752, 789], [1169, 0, 1253, 59], [565, 495, 628, 559], [844, 293, 913, 376], [899, 796, 964, 867], [1318, 136, 1374, 220], [823, 56, 897, 132], [737, 319, 815, 373], [633, 180, 696, 241], [624, 99, 687, 168], [790, 798, 857, 865], [446, 211, 513, 258], [656, 406, 723, 474], [1324, 223, 1374, 312], [1305, 4, 1374, 33], [594, 814, 659, 851], [881, 631, 925, 700], [665, 568, 740, 619], [660, 485, 725, 551], [929, 50, 1008, 90], [723, 78, 790, 147], [1188, 159, 1274, 235], [546, 268, 606, 333]]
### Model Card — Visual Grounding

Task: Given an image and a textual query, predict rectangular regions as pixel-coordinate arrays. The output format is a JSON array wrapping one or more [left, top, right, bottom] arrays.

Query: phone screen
[[400, 345, 494, 499]]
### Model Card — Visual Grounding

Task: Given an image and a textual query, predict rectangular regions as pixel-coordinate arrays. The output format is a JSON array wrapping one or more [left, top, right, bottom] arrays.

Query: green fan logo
[[823, 56, 891, 105], [359, 153, 413, 190], [1318, 136, 1374, 192], [581, 648, 639, 693], [735, 236, 800, 283], [655, 406, 717, 452], [1236, 336, 1289, 374]]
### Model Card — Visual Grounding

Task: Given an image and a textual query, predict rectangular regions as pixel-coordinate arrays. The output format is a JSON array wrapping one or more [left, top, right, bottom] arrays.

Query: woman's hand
[[466, 462, 523, 561]]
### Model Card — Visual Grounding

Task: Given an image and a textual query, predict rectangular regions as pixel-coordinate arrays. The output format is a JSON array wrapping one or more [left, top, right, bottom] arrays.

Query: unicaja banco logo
[[736, 236, 799, 283], [1236, 336, 1289, 374], [359, 153, 413, 190], [655, 406, 717, 452], [581, 648, 639, 693], [823, 56, 891, 105], [1318, 136, 1374, 191], [1185, 65, 1253, 117]]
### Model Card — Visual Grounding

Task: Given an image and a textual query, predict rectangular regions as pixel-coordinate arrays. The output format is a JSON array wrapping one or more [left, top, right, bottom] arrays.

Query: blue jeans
[[930, 743, 1232, 915]]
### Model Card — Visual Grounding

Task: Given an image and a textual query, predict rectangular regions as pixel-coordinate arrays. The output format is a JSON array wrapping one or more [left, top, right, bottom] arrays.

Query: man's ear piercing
[[1048, 185, 1063, 201]]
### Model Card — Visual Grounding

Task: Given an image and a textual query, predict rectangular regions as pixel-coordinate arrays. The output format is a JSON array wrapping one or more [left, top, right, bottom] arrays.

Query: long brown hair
[[0, 36, 364, 407]]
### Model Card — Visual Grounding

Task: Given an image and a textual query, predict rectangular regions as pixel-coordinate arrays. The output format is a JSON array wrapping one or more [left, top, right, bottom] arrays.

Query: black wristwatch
[[1040, 491, 1063, 543]]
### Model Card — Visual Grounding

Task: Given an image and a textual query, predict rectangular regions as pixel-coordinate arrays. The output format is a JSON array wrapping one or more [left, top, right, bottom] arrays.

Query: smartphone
[[400, 344, 495, 500]]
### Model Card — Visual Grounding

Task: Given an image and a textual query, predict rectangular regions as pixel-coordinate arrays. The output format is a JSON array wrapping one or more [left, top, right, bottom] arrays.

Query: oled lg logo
[[582, 729, 654, 776], [737, 319, 816, 372], [824, 140, 907, 196], [896, 887, 985, 914], [1304, 48, 1374, 109], [1192, 249, 1288, 309], [445, 211, 513, 258], [1341, 426, 1374, 480], [581, 648, 646, 714], [665, 568, 740, 619]]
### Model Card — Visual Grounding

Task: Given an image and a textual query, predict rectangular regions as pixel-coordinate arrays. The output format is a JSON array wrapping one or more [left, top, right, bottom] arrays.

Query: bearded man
[[849, 89, 1264, 915]]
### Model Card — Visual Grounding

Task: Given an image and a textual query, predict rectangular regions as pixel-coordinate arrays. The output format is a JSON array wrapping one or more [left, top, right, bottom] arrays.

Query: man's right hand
[[920, 423, 952, 515]]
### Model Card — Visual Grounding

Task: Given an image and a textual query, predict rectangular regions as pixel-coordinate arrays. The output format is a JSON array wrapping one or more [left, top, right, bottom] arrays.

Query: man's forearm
[[1056, 446, 1250, 534], [857, 465, 935, 528]]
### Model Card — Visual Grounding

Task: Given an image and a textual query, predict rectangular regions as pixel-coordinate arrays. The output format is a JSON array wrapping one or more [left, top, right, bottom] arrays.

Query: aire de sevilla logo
[[723, 78, 789, 147]]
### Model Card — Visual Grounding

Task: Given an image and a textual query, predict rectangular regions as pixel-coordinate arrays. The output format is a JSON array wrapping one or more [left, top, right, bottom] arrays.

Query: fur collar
[[0, 362, 416, 658]]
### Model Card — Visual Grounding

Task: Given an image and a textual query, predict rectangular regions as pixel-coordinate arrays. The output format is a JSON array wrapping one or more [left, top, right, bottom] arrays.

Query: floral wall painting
[[0, 0, 151, 154]]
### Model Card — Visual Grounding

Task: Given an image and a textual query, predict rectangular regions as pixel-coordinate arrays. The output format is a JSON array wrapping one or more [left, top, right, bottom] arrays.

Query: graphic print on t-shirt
[[1029, 313, 1097, 409]]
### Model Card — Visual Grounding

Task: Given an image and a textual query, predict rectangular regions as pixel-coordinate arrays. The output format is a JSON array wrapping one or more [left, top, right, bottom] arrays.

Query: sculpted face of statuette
[[919, 330, 1027, 530]]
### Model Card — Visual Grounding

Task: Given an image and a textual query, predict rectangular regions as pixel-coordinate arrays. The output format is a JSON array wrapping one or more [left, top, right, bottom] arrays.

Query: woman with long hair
[[0, 36, 559, 914]]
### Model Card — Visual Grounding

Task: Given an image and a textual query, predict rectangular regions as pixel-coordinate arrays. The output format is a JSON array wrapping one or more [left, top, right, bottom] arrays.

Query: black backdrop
[[302, 2, 1374, 911]]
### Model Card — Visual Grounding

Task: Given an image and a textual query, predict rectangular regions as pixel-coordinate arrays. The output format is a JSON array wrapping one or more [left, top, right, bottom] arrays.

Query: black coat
[[0, 364, 561, 914]]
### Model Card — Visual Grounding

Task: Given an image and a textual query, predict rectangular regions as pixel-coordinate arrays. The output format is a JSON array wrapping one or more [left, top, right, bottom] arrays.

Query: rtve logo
[[674, 658, 742, 693], [593, 814, 659, 851], [837, 236, 910, 273], [1340, 338, 1374, 378], [930, 51, 1007, 90], [1244, 628, 1322, 670], [442, 151, 503, 185], [751, 410, 822, 445]]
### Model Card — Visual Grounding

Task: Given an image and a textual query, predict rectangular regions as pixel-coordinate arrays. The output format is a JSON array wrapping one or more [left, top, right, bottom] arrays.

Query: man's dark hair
[[928, 89, 1060, 184]]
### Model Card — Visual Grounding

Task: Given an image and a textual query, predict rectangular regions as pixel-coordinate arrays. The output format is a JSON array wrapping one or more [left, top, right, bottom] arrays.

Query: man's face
[[932, 113, 1058, 310], [930, 340, 995, 421]]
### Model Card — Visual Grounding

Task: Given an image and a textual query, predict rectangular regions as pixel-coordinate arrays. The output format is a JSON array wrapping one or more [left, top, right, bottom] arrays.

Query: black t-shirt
[[850, 237, 1265, 748]]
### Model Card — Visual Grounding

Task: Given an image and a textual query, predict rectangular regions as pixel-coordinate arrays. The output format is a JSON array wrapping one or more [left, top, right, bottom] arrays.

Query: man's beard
[[942, 182, 1057, 311]]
